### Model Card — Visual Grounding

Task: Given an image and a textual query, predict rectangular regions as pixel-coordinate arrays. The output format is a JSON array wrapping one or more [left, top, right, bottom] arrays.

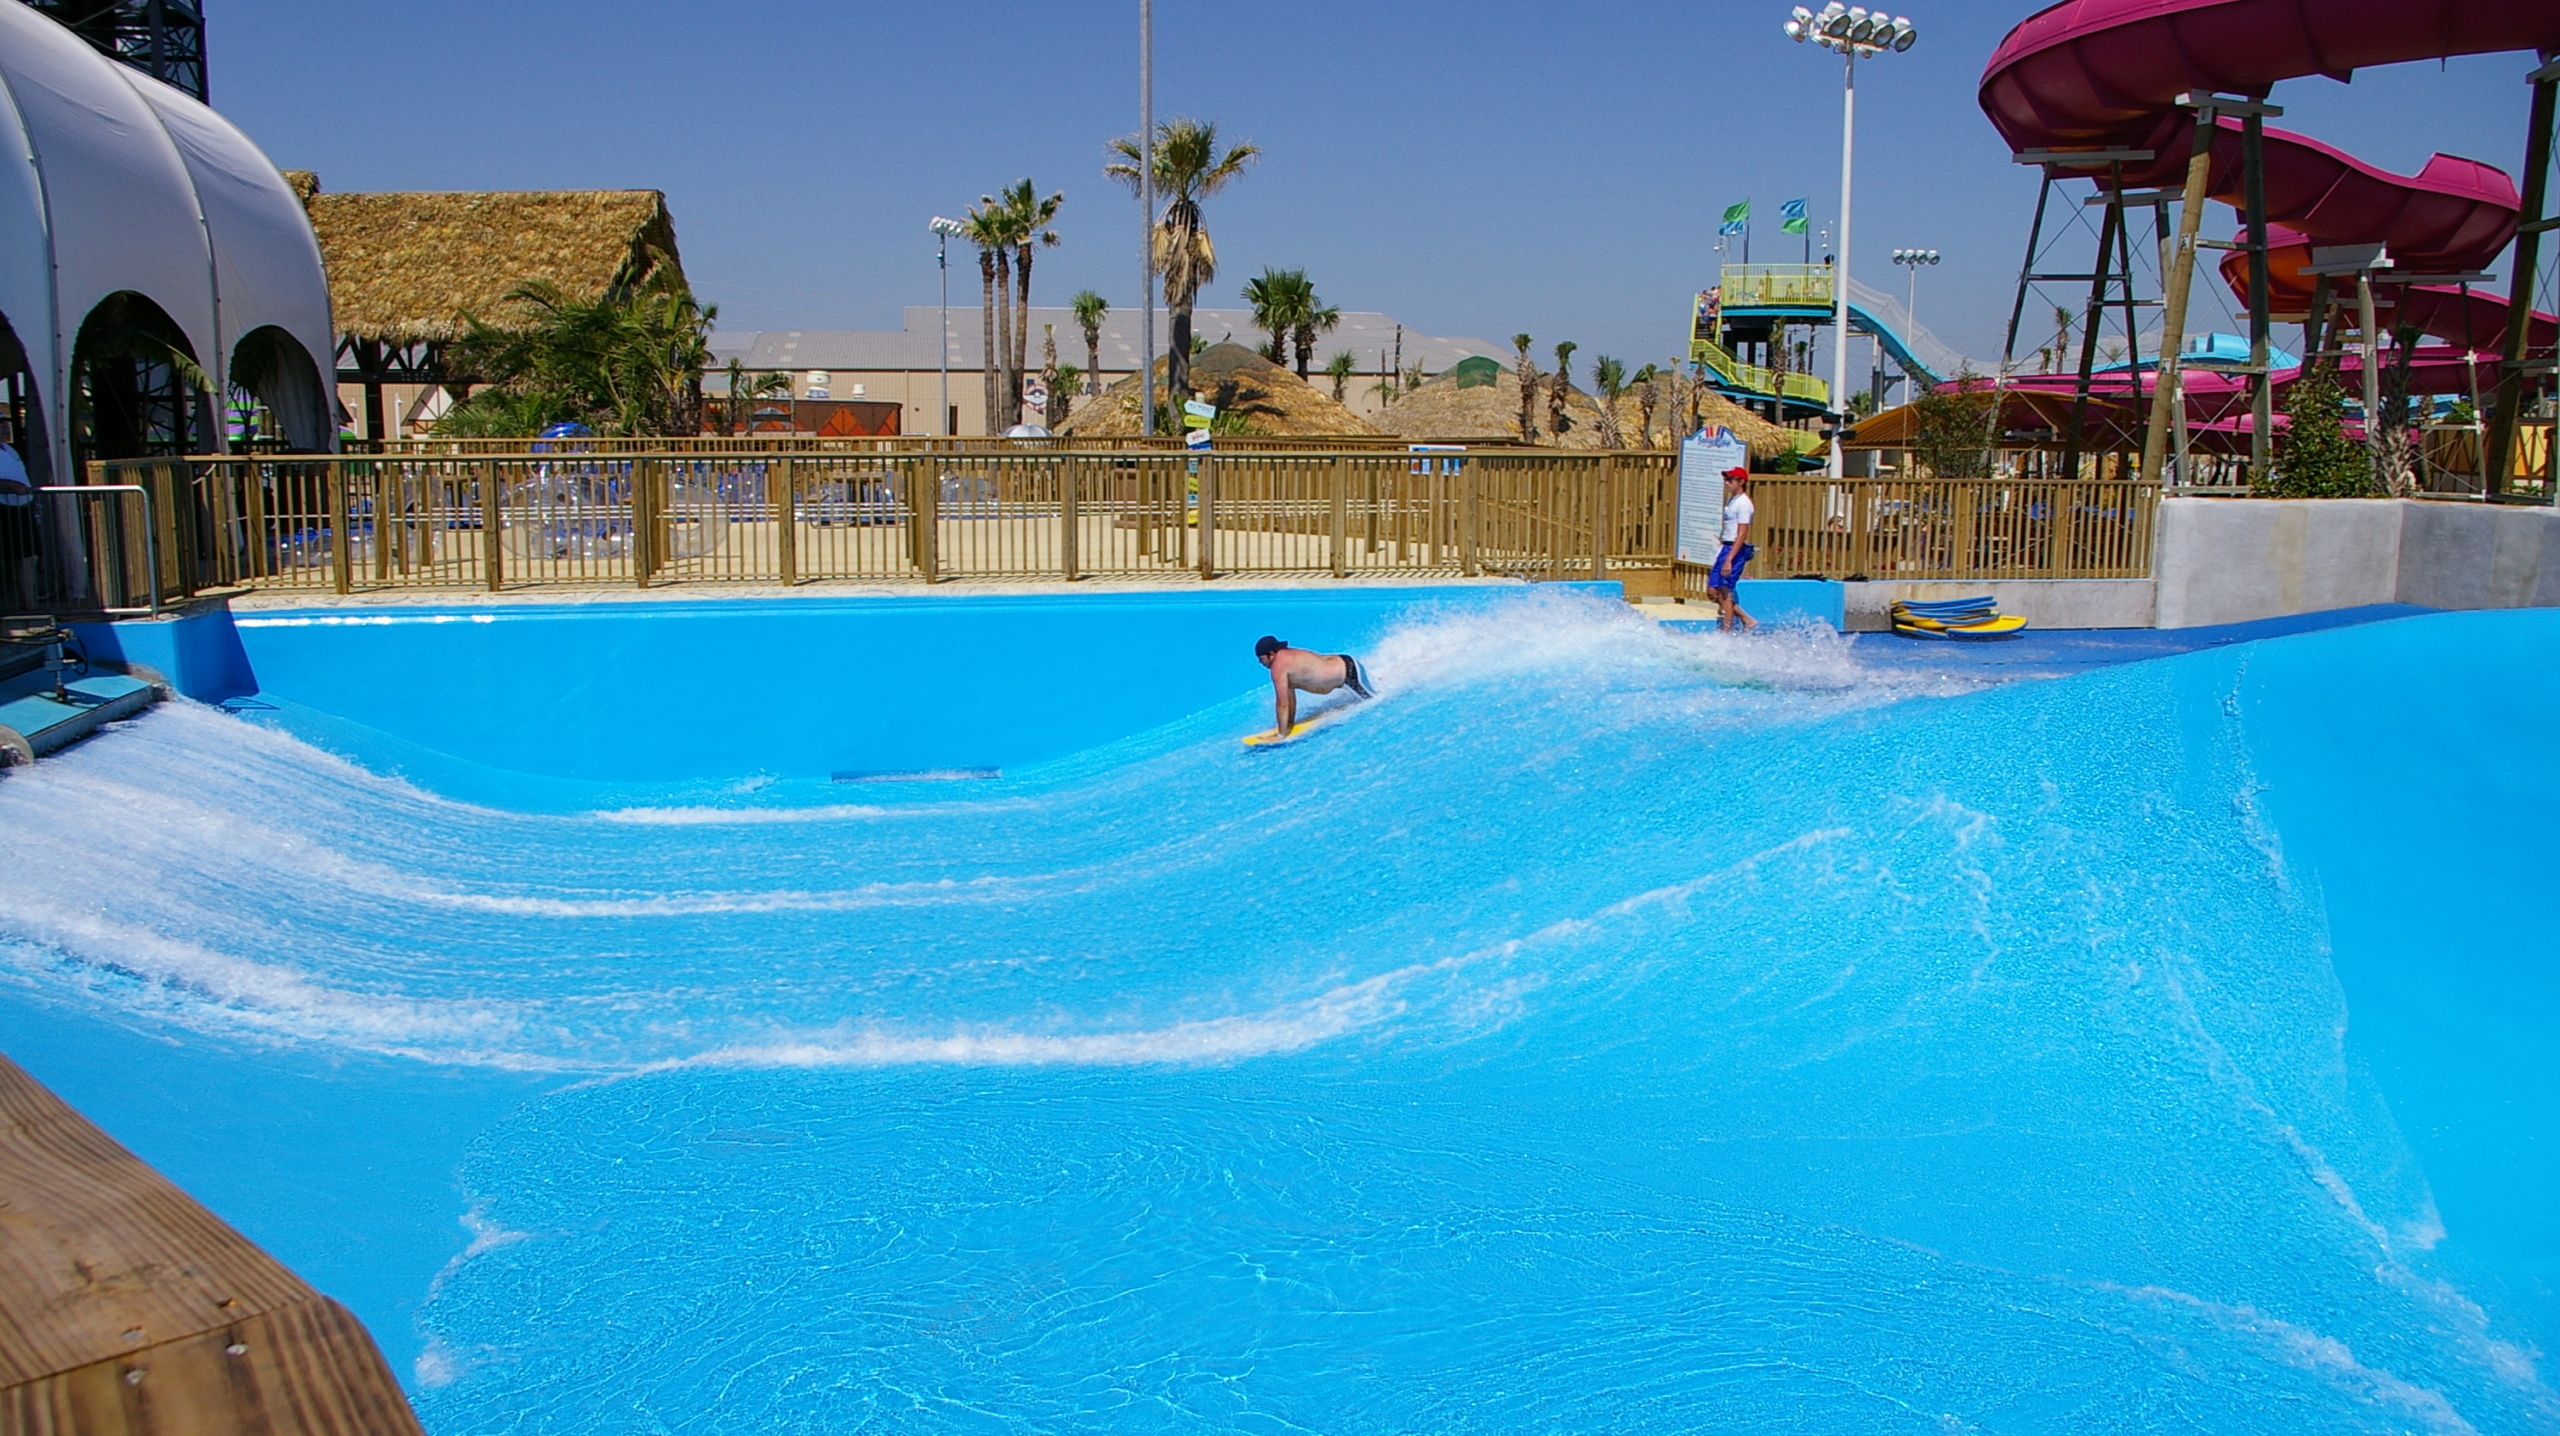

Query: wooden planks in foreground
[[0, 1054, 423, 1436]]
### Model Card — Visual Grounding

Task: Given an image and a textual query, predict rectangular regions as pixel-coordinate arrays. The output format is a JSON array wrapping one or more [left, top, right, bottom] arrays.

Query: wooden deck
[[0, 1055, 423, 1436]]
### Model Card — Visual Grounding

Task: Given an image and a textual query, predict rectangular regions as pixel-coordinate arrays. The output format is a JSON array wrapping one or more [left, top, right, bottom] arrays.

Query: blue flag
[[1780, 198, 1809, 235], [1718, 200, 1749, 236]]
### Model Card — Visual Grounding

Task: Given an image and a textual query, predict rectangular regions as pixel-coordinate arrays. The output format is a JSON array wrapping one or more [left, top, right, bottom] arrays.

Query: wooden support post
[[914, 458, 940, 581], [327, 460, 351, 595], [632, 459, 655, 588], [2243, 112, 2274, 481], [1593, 456, 1613, 580], [2143, 102, 2225, 483], [1329, 455, 1349, 577], [2487, 68, 2556, 499], [480, 457, 502, 592], [244, 461, 268, 579], [775, 457, 797, 586], [148, 461, 181, 603], [1196, 456, 1217, 579], [1059, 457, 1079, 580], [1460, 464, 1480, 576], [2358, 272, 2383, 488]]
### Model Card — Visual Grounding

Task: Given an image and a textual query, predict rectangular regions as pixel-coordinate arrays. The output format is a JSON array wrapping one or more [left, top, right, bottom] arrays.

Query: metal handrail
[[39, 484, 159, 616]]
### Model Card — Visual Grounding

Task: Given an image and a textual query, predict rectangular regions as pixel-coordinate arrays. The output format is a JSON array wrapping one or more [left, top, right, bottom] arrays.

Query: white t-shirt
[[1719, 490, 1754, 544]]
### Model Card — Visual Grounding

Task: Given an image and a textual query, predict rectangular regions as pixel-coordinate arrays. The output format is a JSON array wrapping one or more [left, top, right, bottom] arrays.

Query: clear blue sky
[[216, 1, 2546, 375]]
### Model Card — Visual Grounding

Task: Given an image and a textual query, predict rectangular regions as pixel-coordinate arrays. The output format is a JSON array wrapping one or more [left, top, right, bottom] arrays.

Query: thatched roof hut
[[287, 172, 685, 346], [1377, 366, 1802, 458], [1060, 342, 1382, 438]]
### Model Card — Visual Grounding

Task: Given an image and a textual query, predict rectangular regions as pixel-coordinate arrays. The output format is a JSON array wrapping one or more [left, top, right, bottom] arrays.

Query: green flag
[[1780, 198, 1809, 235], [1719, 201, 1749, 236]]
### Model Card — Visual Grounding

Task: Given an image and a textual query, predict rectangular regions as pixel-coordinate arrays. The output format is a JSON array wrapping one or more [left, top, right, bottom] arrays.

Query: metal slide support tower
[[26, 1, 207, 101], [1999, 150, 2155, 480]]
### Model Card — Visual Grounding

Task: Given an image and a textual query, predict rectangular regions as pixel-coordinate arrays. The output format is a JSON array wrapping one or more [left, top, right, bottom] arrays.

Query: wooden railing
[[1730, 476, 2159, 581], [84, 447, 1675, 599], [62, 451, 2156, 607], [373, 433, 1517, 456]]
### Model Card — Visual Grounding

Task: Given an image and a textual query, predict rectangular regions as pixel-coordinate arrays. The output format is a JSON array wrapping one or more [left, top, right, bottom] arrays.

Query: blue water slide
[[1842, 276, 1985, 390]]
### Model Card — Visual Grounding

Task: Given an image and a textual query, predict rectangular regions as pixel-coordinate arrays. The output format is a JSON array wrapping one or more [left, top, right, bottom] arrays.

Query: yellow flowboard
[[1243, 711, 1339, 747]]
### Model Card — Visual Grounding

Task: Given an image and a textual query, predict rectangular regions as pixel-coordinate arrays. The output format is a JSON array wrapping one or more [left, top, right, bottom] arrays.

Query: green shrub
[[2268, 363, 2373, 497]]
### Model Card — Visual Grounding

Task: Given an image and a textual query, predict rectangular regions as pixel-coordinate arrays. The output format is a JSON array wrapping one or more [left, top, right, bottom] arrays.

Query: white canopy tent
[[0, 0, 335, 485]]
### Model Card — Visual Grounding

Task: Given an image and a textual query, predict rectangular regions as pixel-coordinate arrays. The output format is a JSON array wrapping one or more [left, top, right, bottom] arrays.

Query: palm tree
[[1000, 179, 1063, 423], [1323, 351, 1357, 403], [2048, 304, 2073, 373], [718, 358, 794, 435], [1631, 363, 1661, 446], [1241, 268, 1305, 364], [445, 258, 714, 436], [1549, 340, 1578, 436], [1592, 356, 1627, 448], [962, 202, 1011, 433], [1070, 290, 1110, 394], [1040, 324, 1067, 429], [1106, 117, 1260, 401], [1292, 294, 1340, 380], [1512, 334, 1538, 441]]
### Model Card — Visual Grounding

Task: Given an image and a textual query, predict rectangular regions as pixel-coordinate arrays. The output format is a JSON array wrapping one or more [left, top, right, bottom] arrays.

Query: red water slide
[[1980, 0, 2559, 367]]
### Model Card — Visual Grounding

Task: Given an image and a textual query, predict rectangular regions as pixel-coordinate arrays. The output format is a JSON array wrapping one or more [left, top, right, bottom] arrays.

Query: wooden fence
[[61, 449, 2160, 607], [81, 448, 1674, 601], [1729, 476, 2158, 580]]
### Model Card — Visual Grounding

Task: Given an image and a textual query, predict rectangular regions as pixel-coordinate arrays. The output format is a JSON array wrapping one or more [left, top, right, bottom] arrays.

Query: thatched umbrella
[[1059, 342, 1381, 438], [289, 173, 685, 437]]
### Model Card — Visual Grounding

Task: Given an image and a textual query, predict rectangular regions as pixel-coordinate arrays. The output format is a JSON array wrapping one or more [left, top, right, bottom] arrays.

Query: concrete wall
[[2394, 502, 2560, 610], [2153, 498, 2404, 628], [2153, 498, 2560, 628]]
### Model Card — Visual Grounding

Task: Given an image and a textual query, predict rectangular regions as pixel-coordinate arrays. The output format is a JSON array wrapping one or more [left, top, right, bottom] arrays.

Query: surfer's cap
[[1254, 635, 1287, 660], [1724, 467, 1750, 479]]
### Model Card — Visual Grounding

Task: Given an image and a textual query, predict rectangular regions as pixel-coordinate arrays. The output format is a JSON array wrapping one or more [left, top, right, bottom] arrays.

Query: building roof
[[293, 179, 683, 344], [708, 308, 1506, 375]]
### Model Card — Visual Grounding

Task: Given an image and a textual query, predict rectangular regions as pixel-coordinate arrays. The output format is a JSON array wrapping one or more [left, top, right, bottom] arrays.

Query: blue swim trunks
[[1709, 541, 1754, 590]]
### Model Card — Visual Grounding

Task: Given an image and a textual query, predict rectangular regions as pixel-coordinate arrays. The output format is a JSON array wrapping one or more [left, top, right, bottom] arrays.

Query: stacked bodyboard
[[1891, 595, 2029, 640]]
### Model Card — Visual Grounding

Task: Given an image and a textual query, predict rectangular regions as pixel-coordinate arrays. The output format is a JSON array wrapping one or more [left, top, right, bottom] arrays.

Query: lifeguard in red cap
[[1706, 468, 1756, 631]]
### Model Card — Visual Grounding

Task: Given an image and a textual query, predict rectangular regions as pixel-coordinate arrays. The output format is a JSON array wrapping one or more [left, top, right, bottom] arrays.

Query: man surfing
[[1254, 635, 1372, 741]]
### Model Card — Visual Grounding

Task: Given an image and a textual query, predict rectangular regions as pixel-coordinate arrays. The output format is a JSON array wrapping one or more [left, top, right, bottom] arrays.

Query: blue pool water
[[1, 588, 2555, 1433]]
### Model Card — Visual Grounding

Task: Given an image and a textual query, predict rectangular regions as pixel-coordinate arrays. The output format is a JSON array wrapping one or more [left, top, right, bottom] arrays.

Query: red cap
[[1723, 467, 1749, 479]]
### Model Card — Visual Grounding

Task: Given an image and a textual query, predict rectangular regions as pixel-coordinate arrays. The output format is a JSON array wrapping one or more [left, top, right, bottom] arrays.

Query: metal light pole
[[930, 216, 965, 437], [1891, 247, 1940, 329], [1138, 0, 1157, 438], [1787, 4, 1916, 478]]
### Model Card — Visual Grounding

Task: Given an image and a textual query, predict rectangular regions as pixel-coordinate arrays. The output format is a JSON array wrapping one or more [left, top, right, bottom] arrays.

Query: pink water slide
[[1979, 0, 2560, 369]]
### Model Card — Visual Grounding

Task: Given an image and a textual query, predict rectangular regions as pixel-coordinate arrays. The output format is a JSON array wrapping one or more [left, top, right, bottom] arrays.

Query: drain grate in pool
[[830, 767, 1002, 783]]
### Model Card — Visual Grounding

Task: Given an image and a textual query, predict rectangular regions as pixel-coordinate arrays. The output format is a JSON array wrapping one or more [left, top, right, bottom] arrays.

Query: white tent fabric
[[0, 1, 335, 479]]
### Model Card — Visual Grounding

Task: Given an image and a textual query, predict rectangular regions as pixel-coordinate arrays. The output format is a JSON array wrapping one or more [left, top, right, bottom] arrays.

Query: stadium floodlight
[[1785, 6, 1918, 476], [931, 217, 967, 436]]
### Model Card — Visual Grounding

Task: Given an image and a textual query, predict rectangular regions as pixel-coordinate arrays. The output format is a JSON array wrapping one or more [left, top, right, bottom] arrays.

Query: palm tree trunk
[[978, 250, 1000, 434], [1083, 326, 1101, 395], [1013, 244, 1034, 424], [993, 248, 1015, 431], [1168, 304, 1193, 405]]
